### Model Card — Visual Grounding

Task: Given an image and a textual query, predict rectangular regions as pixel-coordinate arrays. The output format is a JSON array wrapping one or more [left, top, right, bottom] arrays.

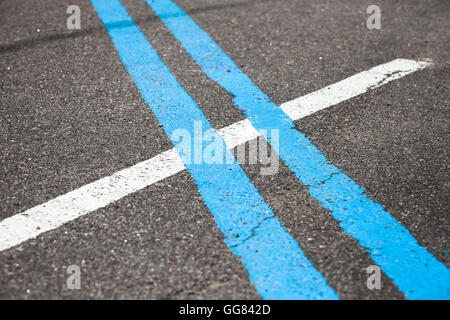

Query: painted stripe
[[0, 149, 184, 252], [89, 0, 338, 300], [0, 58, 432, 255], [0, 59, 429, 253], [146, 0, 449, 299], [279, 58, 432, 120]]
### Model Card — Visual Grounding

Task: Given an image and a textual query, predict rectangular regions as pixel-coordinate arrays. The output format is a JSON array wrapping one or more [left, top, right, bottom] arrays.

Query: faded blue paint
[[90, 0, 338, 300], [147, 0, 450, 299]]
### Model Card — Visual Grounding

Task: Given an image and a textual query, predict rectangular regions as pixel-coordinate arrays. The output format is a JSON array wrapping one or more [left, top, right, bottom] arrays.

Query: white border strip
[[0, 58, 431, 252]]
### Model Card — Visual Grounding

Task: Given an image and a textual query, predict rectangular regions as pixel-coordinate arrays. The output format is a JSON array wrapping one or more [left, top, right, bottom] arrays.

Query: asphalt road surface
[[0, 0, 449, 299]]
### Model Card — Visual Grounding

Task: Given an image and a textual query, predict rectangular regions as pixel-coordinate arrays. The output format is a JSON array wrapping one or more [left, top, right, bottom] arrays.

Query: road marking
[[0, 149, 183, 252], [0, 57, 432, 248], [280, 58, 432, 120], [145, 0, 449, 300], [89, 0, 339, 300], [0, 59, 426, 253]]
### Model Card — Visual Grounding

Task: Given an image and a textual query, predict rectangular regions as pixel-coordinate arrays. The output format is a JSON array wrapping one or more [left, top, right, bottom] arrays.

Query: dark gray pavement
[[0, 0, 448, 299]]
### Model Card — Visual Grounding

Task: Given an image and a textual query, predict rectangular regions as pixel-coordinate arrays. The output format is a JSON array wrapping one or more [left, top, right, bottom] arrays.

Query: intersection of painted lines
[[1, 0, 448, 300], [147, 0, 449, 300], [50, 0, 339, 300], [0, 56, 438, 297], [0, 58, 428, 254]]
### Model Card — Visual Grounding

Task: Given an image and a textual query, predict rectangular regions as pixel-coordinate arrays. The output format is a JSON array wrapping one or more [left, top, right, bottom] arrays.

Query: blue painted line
[[146, 0, 450, 299], [90, 0, 338, 300]]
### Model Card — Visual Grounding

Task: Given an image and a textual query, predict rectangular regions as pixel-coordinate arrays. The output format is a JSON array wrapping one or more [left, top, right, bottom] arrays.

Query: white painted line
[[280, 58, 431, 120], [0, 149, 184, 251], [218, 119, 259, 149], [0, 58, 431, 252]]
